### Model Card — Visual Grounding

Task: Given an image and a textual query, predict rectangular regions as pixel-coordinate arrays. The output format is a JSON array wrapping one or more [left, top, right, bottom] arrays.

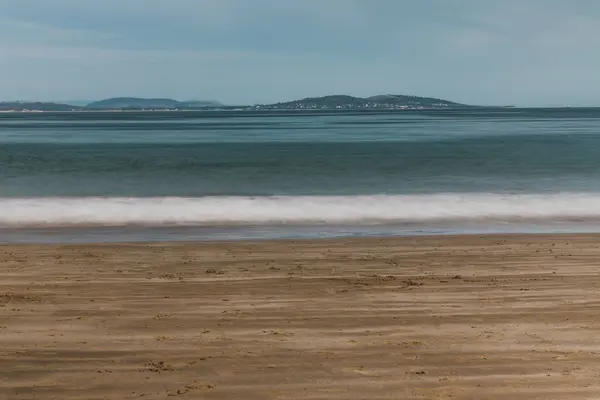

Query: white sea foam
[[0, 193, 599, 228]]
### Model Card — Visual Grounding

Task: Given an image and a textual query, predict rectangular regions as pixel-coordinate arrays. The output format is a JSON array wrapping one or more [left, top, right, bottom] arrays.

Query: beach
[[3, 234, 600, 399]]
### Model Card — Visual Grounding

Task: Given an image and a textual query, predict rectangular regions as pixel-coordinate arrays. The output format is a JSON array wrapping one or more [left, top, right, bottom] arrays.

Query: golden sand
[[3, 235, 600, 399]]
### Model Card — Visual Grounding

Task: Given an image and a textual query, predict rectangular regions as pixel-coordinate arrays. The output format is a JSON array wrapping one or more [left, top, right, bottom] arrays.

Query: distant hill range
[[85, 97, 223, 110], [0, 94, 469, 112], [256, 94, 466, 110], [0, 101, 83, 112]]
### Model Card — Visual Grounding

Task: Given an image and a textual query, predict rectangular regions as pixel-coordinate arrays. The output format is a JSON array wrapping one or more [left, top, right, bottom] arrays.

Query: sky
[[1, 0, 600, 106]]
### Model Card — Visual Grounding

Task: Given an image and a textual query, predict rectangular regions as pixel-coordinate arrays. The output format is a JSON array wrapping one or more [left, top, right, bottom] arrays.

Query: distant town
[[0, 94, 471, 112]]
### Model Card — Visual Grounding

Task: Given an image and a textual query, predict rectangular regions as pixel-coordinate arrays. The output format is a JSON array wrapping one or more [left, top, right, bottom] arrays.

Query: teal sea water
[[2, 108, 600, 242]]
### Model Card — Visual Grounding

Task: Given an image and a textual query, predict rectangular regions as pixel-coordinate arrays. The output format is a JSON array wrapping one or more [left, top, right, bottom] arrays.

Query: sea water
[[2, 108, 600, 243]]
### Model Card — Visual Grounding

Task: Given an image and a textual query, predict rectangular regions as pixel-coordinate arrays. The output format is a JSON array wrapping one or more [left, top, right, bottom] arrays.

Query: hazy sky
[[1, 0, 599, 106]]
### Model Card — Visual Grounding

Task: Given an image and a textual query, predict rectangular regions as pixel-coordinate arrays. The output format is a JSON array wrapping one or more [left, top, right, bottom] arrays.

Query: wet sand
[[3, 234, 600, 399]]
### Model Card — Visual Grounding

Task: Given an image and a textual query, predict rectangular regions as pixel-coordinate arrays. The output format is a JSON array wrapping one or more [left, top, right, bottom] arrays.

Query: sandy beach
[[3, 234, 600, 399]]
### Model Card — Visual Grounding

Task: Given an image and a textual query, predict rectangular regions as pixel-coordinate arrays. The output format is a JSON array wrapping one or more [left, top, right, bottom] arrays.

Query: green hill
[[0, 102, 82, 111], [86, 97, 222, 109], [258, 94, 466, 109], [366, 94, 462, 107]]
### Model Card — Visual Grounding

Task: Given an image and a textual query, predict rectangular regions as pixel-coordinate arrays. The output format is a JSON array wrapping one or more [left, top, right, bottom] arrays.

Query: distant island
[[0, 98, 224, 112], [0, 94, 470, 112], [0, 101, 84, 112], [85, 97, 223, 110], [253, 94, 465, 110]]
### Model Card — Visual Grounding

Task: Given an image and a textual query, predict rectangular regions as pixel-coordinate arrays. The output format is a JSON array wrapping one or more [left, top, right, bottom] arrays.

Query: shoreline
[[4, 233, 600, 399], [4, 230, 600, 246], [4, 221, 600, 244], [5, 225, 600, 248]]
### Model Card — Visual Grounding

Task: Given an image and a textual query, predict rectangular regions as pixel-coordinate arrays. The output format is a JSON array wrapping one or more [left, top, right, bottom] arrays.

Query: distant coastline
[[0, 94, 478, 112]]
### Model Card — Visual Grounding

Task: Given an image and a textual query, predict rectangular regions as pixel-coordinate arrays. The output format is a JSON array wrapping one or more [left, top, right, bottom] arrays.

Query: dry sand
[[3, 234, 600, 399]]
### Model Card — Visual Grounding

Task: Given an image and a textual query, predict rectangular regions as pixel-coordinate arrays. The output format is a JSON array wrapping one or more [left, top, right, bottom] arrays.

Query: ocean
[[2, 108, 600, 243]]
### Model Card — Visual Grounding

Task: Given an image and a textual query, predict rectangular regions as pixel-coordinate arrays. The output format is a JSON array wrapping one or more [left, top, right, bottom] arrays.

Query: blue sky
[[1, 0, 600, 106]]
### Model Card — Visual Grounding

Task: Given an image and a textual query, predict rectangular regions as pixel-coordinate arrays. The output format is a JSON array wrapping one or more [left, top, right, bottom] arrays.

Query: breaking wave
[[1, 193, 600, 228]]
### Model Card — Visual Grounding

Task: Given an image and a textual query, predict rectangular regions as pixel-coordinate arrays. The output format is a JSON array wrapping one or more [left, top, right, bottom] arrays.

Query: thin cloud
[[1, 1, 600, 106]]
